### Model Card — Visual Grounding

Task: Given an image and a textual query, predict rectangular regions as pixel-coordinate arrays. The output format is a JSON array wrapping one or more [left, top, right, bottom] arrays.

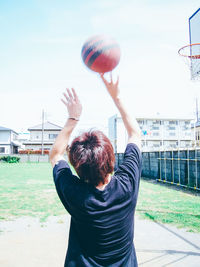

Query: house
[[23, 121, 62, 151], [0, 126, 20, 154], [17, 132, 30, 150], [109, 115, 193, 152]]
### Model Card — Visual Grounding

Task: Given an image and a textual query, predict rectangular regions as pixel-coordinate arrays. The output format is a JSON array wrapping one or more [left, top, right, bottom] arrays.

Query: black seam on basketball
[[86, 44, 119, 68], [82, 40, 105, 62]]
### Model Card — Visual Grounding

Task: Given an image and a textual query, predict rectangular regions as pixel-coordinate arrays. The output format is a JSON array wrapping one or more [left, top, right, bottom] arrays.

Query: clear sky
[[1, 0, 200, 135]]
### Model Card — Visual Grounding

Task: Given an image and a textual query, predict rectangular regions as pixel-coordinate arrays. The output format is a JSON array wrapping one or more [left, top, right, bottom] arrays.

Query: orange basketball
[[81, 35, 121, 73]]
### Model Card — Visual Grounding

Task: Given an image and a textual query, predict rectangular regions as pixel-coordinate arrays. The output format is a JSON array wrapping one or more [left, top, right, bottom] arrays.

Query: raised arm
[[100, 73, 141, 150], [49, 88, 82, 167]]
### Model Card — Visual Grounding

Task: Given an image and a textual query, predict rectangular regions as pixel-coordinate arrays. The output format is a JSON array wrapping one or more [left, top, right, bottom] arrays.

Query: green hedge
[[0, 156, 20, 163]]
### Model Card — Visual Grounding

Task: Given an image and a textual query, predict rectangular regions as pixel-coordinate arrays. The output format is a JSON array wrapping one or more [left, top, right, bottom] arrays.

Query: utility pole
[[41, 109, 44, 155]]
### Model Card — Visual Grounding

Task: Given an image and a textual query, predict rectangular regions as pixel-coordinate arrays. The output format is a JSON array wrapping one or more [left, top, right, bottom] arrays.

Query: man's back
[[53, 143, 142, 267]]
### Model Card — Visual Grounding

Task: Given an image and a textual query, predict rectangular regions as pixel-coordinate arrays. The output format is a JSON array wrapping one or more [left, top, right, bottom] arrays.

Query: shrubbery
[[0, 156, 20, 163]]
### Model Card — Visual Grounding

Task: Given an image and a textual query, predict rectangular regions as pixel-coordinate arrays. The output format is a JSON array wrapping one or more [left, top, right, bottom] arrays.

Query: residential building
[[17, 132, 30, 150], [108, 115, 193, 152], [191, 120, 200, 146], [23, 121, 62, 151], [0, 126, 20, 154]]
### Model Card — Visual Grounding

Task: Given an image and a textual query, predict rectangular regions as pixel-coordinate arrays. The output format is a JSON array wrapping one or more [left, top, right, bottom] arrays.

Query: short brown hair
[[68, 130, 115, 186]]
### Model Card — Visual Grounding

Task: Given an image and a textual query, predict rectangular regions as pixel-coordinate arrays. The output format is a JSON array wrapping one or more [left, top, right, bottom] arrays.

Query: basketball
[[81, 35, 121, 73]]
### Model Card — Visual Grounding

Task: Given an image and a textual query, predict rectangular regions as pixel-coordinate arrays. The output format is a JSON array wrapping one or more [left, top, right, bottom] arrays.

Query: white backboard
[[189, 8, 200, 79]]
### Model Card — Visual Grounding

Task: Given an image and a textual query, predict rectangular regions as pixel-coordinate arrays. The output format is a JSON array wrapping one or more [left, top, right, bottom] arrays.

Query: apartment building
[[191, 120, 200, 146], [108, 115, 193, 152]]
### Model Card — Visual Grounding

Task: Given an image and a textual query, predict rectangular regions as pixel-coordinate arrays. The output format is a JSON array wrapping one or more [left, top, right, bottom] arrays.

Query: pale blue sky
[[1, 0, 200, 134]]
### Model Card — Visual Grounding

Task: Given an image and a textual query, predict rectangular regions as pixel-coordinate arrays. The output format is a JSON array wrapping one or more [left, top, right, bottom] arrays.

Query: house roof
[[0, 126, 18, 134], [28, 121, 62, 131], [0, 126, 11, 131]]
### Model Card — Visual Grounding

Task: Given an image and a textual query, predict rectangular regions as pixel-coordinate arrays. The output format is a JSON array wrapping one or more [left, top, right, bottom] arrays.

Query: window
[[169, 121, 177, 125], [153, 144, 160, 147], [181, 141, 185, 146], [184, 126, 189, 130], [153, 120, 160, 125], [0, 147, 5, 153], [49, 134, 58, 140], [152, 126, 159, 130], [169, 132, 176, 136], [153, 132, 159, 136], [170, 144, 176, 148]]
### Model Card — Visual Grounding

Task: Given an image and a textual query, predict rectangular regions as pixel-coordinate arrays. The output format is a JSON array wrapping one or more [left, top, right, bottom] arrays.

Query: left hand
[[61, 88, 82, 119]]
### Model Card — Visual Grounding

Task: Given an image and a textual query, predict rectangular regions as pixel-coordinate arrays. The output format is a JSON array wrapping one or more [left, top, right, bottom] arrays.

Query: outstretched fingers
[[61, 98, 68, 106], [116, 75, 119, 86], [61, 88, 72, 107], [62, 88, 76, 103], [71, 88, 79, 102], [110, 72, 113, 83], [61, 87, 81, 106], [100, 73, 109, 86], [63, 91, 69, 101], [100, 72, 118, 86], [67, 88, 73, 100]]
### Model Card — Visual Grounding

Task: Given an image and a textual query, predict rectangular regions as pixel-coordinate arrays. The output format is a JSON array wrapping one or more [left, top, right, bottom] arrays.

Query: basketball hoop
[[178, 43, 200, 80]]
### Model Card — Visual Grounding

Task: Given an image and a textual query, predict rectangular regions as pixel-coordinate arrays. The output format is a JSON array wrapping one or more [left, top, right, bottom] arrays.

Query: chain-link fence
[[115, 149, 200, 190]]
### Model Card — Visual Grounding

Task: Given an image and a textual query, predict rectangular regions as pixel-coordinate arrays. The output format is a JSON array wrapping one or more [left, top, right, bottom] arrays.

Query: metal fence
[[115, 149, 200, 190]]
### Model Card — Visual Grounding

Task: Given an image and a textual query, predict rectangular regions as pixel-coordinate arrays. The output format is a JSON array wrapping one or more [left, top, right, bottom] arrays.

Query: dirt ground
[[0, 214, 200, 267]]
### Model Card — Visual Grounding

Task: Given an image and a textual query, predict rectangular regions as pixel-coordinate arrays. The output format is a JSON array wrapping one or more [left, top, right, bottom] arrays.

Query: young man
[[50, 73, 142, 266]]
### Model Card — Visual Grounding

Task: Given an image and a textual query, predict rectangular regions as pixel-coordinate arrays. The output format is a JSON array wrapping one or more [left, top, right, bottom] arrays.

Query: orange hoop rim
[[178, 43, 200, 59]]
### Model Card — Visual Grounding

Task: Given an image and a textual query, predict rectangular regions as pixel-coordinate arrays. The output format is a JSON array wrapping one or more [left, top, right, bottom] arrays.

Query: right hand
[[100, 73, 120, 100]]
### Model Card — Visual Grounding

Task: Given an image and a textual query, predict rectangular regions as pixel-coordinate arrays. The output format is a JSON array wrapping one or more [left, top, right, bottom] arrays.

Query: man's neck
[[96, 174, 112, 191]]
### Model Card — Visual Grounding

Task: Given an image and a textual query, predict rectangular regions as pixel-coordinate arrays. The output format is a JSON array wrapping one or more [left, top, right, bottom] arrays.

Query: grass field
[[0, 163, 65, 222], [0, 162, 199, 232], [136, 179, 200, 232]]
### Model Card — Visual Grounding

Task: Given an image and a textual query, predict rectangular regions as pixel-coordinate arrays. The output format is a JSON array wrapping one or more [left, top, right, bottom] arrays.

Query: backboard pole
[[195, 97, 199, 122]]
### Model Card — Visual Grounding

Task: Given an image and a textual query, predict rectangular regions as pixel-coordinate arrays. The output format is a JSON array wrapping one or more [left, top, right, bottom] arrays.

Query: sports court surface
[[0, 214, 200, 267]]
